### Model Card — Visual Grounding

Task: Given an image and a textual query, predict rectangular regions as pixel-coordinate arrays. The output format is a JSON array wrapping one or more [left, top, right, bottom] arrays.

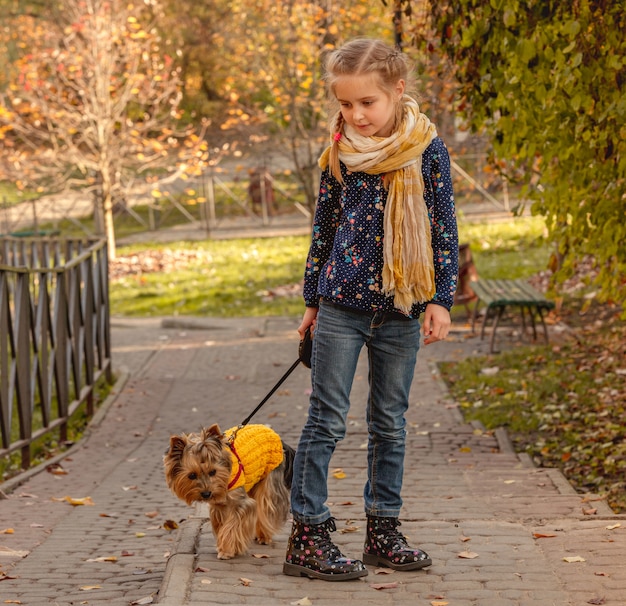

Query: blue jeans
[[290, 300, 421, 524]]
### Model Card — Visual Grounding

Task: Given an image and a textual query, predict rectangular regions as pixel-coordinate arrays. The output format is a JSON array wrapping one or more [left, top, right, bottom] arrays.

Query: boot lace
[[316, 518, 342, 557], [384, 518, 409, 547]]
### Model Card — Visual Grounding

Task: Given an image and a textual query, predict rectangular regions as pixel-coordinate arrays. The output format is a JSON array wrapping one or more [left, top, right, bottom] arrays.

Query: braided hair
[[323, 39, 414, 182]]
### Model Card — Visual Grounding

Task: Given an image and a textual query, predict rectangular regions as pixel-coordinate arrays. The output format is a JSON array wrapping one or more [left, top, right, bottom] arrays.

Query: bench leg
[[537, 307, 550, 344], [480, 304, 495, 340], [489, 306, 505, 353]]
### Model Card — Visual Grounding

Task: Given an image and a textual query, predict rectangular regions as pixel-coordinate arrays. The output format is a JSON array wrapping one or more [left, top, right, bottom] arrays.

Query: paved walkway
[[1, 316, 625, 606]]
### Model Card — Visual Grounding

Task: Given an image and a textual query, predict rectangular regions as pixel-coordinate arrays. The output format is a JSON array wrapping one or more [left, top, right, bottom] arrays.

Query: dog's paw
[[217, 551, 235, 560], [255, 536, 272, 545]]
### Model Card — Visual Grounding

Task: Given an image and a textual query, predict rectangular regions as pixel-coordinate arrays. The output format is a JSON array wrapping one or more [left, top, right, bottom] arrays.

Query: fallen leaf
[[504, 480, 516, 484], [122, 486, 138, 491], [587, 598, 606, 605], [290, 598, 312, 606], [338, 501, 354, 506], [338, 525, 360, 534], [460, 535, 471, 542], [251, 553, 270, 559], [135, 532, 146, 538], [4, 600, 22, 604], [121, 551, 135, 557], [0, 547, 29, 558], [582, 508, 598, 515], [594, 571, 609, 577], [480, 366, 499, 376], [239, 577, 253, 586], [79, 585, 101, 591], [163, 520, 178, 531], [129, 597, 154, 605], [46, 463, 68, 475], [86, 556, 118, 562], [458, 550, 479, 559], [533, 532, 557, 539], [563, 556, 586, 563], [605, 523, 621, 530], [332, 468, 346, 479], [431, 602, 449, 606], [370, 581, 399, 590], [99, 512, 119, 518], [373, 567, 395, 575], [54, 496, 94, 506], [201, 579, 212, 584], [0, 529, 14, 535], [195, 566, 211, 572], [29, 523, 44, 528], [144, 511, 159, 518]]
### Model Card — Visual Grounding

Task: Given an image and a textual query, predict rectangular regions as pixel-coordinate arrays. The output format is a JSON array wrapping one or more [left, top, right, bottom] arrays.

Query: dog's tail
[[281, 443, 296, 490]]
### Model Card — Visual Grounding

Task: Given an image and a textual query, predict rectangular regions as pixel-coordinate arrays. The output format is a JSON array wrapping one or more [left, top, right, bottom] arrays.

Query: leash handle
[[240, 357, 301, 427]]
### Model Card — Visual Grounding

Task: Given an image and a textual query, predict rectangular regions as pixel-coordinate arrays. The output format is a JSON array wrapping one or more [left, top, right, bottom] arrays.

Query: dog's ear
[[167, 435, 187, 460], [202, 424, 222, 441]]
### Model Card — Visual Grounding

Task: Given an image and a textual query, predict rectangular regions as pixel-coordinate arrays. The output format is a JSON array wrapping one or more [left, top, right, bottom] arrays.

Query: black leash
[[240, 356, 302, 427], [227, 327, 312, 442]]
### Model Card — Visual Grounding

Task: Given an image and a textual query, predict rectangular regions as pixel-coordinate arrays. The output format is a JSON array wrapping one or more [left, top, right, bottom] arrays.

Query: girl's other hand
[[422, 303, 451, 345]]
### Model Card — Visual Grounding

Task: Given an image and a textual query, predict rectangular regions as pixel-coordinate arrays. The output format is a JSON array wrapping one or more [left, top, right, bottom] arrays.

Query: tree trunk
[[102, 192, 116, 261]]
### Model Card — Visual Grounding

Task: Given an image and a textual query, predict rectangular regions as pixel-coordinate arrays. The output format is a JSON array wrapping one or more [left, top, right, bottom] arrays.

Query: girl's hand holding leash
[[422, 303, 451, 346], [298, 306, 318, 340]]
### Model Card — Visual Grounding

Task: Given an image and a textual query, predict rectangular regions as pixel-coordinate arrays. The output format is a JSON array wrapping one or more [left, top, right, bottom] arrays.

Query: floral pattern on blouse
[[303, 137, 458, 317]]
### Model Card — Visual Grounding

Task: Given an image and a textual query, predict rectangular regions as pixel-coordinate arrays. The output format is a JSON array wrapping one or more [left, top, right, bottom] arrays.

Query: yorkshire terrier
[[164, 423, 295, 560]]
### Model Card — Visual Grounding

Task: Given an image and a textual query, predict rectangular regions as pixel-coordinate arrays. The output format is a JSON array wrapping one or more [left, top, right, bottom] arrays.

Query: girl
[[283, 38, 458, 581]]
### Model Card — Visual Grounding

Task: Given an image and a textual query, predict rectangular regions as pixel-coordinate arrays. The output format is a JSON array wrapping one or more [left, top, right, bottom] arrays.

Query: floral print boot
[[283, 517, 368, 581], [362, 516, 432, 570]]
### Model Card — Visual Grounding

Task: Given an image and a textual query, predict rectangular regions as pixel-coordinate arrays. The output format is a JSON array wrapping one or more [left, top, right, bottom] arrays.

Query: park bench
[[470, 278, 555, 353]]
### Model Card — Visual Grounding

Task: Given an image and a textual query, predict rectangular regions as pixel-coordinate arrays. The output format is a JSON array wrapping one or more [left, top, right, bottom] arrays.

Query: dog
[[164, 423, 295, 560]]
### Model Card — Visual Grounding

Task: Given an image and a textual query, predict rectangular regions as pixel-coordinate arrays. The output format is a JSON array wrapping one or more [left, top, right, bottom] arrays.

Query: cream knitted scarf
[[319, 96, 437, 313]]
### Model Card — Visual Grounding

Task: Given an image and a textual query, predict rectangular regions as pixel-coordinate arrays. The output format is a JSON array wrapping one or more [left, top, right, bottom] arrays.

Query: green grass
[[111, 236, 309, 317], [109, 216, 552, 318], [459, 216, 551, 280]]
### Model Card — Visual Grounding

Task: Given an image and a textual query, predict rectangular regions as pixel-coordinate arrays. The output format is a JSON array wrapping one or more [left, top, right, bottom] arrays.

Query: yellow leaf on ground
[[0, 529, 14, 534], [563, 556, 586, 563], [59, 496, 94, 507], [458, 550, 479, 559], [86, 555, 118, 562], [332, 468, 346, 479]]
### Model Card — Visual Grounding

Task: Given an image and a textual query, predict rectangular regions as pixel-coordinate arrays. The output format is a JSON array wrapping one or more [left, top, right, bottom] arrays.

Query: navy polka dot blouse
[[303, 136, 459, 317]]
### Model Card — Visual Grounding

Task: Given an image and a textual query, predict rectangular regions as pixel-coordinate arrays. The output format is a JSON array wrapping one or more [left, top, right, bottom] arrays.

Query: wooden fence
[[0, 237, 112, 471]]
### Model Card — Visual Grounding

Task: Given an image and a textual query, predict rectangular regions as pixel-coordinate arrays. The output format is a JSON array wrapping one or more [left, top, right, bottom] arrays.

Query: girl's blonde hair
[[323, 39, 414, 181]]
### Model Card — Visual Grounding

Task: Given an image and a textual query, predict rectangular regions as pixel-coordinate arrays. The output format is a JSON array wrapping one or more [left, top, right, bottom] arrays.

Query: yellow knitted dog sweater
[[223, 425, 284, 493]]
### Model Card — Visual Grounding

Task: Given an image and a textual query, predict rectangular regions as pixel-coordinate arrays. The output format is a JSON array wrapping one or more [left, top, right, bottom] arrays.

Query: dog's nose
[[200, 491, 212, 500]]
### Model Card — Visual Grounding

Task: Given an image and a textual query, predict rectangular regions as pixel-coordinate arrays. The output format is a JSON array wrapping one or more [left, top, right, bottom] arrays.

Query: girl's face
[[334, 73, 405, 138]]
